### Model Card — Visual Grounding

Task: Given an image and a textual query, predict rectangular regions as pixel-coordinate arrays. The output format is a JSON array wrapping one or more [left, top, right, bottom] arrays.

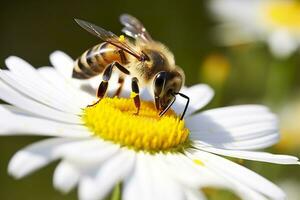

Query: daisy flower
[[0, 51, 299, 200], [209, 0, 300, 58]]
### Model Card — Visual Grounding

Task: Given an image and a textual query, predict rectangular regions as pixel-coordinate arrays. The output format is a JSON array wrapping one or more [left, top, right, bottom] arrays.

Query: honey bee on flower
[[0, 13, 299, 200], [73, 14, 188, 119]]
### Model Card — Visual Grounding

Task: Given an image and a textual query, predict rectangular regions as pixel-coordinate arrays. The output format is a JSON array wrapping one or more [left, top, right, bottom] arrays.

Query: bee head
[[153, 70, 184, 111]]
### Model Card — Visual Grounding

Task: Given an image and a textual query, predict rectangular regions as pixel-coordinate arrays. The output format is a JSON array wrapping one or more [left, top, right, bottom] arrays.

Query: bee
[[73, 14, 189, 119]]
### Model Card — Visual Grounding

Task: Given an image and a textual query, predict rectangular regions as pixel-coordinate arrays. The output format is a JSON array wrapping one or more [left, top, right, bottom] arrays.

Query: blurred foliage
[[0, 0, 300, 200], [203, 187, 240, 200]]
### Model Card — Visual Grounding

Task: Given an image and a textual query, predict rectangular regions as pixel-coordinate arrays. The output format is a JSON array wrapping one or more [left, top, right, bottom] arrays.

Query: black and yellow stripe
[[72, 42, 128, 79]]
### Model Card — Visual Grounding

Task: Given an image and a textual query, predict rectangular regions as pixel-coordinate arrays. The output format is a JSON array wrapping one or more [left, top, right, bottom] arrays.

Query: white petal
[[190, 150, 286, 200], [5, 56, 42, 79], [0, 105, 89, 137], [1, 103, 42, 117], [78, 177, 98, 200], [184, 188, 207, 200], [122, 153, 151, 200], [78, 150, 135, 200], [191, 123, 278, 144], [4, 56, 80, 108], [171, 153, 230, 189], [267, 29, 298, 59], [193, 133, 279, 150], [191, 130, 279, 150], [160, 153, 208, 188], [140, 87, 153, 101], [37, 67, 94, 107], [49, 51, 126, 101], [195, 146, 300, 165], [225, 175, 269, 200], [187, 105, 275, 131], [173, 84, 214, 117], [188, 105, 279, 150], [49, 51, 106, 99], [3, 55, 91, 112], [0, 70, 80, 114], [0, 104, 13, 115], [123, 153, 185, 200], [0, 79, 80, 124], [186, 151, 270, 200], [53, 139, 120, 167], [8, 138, 75, 179], [53, 161, 80, 193], [50, 51, 74, 79]]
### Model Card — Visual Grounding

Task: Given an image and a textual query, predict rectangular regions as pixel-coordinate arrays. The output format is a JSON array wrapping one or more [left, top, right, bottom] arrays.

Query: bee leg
[[87, 76, 110, 107], [113, 75, 125, 97], [96, 69, 110, 99], [87, 99, 101, 107], [97, 81, 109, 98], [97, 61, 130, 99], [111, 61, 130, 75], [131, 77, 140, 115], [87, 79, 108, 107]]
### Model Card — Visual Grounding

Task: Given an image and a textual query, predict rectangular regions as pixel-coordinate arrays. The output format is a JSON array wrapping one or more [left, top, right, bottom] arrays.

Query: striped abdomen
[[72, 42, 128, 79]]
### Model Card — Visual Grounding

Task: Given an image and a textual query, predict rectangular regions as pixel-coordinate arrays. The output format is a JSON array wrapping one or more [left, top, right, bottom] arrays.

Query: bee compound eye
[[154, 71, 167, 87], [155, 77, 164, 87]]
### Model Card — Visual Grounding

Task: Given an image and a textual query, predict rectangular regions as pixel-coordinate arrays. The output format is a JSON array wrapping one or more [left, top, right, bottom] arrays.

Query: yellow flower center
[[82, 97, 190, 152], [263, 1, 300, 33]]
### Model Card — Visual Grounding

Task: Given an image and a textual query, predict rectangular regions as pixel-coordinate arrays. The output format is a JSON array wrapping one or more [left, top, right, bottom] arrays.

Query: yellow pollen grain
[[82, 97, 190, 152], [193, 159, 204, 166], [130, 91, 138, 98], [119, 35, 125, 42]]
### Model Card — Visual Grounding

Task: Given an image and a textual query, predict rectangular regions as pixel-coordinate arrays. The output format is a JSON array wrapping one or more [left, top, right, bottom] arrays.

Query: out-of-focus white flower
[[209, 0, 300, 58], [0, 51, 299, 200], [276, 97, 300, 152]]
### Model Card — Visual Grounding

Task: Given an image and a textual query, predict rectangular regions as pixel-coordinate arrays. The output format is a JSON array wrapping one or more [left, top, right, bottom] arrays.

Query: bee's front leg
[[97, 62, 130, 98], [131, 77, 140, 115], [89, 62, 129, 107]]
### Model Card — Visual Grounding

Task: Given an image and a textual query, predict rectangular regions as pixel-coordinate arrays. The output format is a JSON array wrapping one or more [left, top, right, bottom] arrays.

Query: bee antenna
[[174, 92, 190, 120]]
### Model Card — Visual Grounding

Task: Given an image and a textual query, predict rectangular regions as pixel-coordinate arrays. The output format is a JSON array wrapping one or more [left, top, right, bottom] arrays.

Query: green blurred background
[[0, 0, 299, 199]]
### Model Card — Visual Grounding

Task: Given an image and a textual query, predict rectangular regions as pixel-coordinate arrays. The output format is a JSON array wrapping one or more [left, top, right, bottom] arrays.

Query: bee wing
[[75, 18, 144, 61], [119, 14, 152, 42]]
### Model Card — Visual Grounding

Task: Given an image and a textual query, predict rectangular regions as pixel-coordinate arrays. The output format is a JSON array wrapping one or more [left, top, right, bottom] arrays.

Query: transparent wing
[[75, 18, 144, 60], [119, 14, 152, 42]]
